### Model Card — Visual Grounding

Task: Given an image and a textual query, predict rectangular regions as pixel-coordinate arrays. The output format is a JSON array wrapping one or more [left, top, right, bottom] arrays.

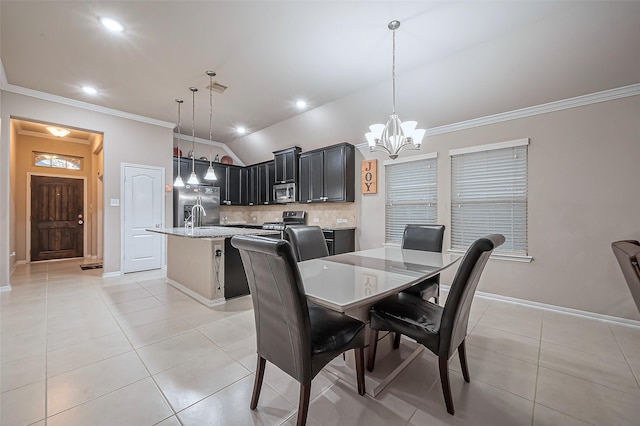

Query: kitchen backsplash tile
[[220, 203, 356, 228]]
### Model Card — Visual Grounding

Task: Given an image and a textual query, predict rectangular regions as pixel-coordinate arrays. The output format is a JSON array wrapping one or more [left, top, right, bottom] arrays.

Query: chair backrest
[[439, 234, 505, 358], [402, 224, 445, 252], [285, 225, 330, 262], [231, 235, 313, 382], [612, 240, 640, 313]]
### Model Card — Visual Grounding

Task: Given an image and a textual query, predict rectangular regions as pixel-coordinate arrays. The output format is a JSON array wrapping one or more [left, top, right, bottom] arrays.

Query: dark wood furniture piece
[[273, 146, 301, 184], [231, 235, 365, 426], [367, 234, 505, 415], [322, 228, 355, 255], [298, 142, 355, 203]]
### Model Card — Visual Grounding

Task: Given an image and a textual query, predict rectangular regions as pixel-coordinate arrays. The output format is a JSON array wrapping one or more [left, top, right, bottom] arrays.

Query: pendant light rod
[[187, 87, 199, 185], [173, 99, 185, 187], [389, 20, 399, 115], [204, 71, 217, 181]]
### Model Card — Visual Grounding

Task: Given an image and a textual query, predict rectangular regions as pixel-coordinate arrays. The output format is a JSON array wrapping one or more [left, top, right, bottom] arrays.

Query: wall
[[230, 90, 640, 321], [0, 91, 174, 277], [13, 132, 94, 261], [174, 137, 245, 167]]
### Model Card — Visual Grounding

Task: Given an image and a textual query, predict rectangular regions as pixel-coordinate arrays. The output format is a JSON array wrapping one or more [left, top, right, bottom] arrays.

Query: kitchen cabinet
[[298, 142, 355, 203], [274, 146, 301, 184], [220, 165, 247, 205], [247, 161, 276, 206], [323, 228, 355, 255]]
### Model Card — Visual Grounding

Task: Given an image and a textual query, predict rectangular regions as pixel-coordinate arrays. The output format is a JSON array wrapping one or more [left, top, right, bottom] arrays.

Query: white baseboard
[[441, 284, 640, 328], [16, 260, 27, 265], [102, 271, 122, 278], [0, 285, 12, 293], [165, 277, 226, 307]]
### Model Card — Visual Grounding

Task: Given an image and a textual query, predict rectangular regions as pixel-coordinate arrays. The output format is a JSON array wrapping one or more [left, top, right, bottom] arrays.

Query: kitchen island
[[147, 227, 278, 306]]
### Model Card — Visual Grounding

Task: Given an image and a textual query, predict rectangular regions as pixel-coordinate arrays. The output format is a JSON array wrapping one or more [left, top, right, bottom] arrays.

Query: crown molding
[[1, 82, 175, 129], [357, 82, 640, 150], [426, 83, 640, 136]]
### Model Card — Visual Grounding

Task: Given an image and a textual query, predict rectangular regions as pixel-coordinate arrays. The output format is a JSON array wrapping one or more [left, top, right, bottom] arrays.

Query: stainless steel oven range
[[262, 210, 306, 237]]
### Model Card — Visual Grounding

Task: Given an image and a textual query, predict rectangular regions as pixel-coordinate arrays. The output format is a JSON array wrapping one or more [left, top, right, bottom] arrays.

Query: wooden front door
[[31, 175, 84, 261]]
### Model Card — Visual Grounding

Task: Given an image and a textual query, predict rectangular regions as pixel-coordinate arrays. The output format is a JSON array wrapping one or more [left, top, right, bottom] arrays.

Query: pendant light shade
[[187, 87, 199, 185], [173, 99, 185, 187], [365, 20, 425, 160], [204, 70, 217, 181]]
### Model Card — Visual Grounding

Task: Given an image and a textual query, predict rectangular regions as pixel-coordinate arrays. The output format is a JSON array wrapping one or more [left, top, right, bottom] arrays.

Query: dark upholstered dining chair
[[400, 224, 446, 302], [230, 235, 365, 426], [367, 234, 505, 415], [285, 225, 330, 262], [395, 224, 446, 348], [612, 240, 640, 313]]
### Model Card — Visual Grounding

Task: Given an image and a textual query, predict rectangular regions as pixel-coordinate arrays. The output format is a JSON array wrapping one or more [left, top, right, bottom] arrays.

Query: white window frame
[[449, 138, 531, 262], [384, 152, 438, 244]]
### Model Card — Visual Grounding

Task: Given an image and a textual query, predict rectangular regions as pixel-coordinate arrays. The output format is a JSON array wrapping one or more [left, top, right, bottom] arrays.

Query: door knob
[[78, 213, 83, 219], [78, 220, 84, 225]]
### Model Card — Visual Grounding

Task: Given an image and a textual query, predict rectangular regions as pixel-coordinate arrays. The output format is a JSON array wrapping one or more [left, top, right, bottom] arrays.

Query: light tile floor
[[1, 259, 640, 425]]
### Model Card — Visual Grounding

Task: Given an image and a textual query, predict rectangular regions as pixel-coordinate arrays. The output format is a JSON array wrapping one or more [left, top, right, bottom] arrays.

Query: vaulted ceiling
[[2, 1, 639, 148]]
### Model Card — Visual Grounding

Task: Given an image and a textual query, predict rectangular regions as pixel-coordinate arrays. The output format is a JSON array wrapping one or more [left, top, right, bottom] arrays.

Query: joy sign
[[361, 159, 377, 194]]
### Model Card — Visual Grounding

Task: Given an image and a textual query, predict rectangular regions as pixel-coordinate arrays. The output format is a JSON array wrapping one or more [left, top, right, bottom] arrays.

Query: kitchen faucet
[[192, 194, 207, 218]]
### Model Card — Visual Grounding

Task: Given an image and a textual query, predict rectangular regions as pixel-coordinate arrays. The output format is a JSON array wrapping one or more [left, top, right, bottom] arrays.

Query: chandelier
[[204, 70, 217, 181], [173, 99, 185, 187], [186, 87, 199, 185], [365, 20, 425, 160]]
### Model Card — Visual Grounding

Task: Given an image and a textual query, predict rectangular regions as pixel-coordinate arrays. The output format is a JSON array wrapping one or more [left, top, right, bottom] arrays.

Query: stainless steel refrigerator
[[173, 185, 220, 227]]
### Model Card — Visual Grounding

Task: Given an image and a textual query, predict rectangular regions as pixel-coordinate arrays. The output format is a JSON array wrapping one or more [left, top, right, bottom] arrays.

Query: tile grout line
[[607, 323, 640, 391]]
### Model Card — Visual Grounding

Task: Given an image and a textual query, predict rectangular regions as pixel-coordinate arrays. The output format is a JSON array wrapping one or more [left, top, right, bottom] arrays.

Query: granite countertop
[[321, 227, 357, 231], [147, 227, 279, 239]]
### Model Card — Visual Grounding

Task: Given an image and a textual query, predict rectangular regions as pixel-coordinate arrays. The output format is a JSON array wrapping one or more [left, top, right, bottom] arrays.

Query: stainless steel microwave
[[273, 182, 296, 204]]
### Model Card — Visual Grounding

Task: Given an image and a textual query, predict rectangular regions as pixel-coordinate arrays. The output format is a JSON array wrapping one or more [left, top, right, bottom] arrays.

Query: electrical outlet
[[252, 216, 257, 222], [337, 218, 348, 223], [313, 218, 319, 223], [214, 244, 221, 253]]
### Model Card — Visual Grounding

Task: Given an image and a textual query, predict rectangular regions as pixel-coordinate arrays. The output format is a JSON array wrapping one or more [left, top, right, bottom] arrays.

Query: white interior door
[[123, 165, 164, 273]]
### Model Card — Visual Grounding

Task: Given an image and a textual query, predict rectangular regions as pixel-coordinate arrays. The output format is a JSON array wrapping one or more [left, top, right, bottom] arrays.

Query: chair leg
[[393, 332, 401, 349], [367, 328, 379, 372], [354, 347, 366, 395], [438, 356, 455, 415], [251, 356, 266, 410], [296, 383, 311, 426], [458, 340, 470, 383]]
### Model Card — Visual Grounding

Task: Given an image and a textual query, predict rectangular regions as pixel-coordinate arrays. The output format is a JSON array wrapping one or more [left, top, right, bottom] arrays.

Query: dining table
[[298, 246, 461, 396]]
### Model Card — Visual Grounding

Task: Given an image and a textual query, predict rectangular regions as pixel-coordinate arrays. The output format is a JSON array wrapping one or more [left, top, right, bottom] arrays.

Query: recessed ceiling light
[[46, 126, 70, 137], [236, 127, 247, 135], [82, 86, 98, 95], [296, 100, 307, 109], [99, 17, 124, 32]]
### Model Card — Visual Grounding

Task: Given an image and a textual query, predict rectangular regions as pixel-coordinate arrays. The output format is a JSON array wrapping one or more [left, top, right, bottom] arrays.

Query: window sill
[[448, 249, 533, 263]]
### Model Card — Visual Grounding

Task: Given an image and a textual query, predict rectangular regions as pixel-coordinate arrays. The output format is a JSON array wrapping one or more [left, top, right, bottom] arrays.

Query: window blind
[[451, 145, 528, 255], [385, 157, 437, 243]]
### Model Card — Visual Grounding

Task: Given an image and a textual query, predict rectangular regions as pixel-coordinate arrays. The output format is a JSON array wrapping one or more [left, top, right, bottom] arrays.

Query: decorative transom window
[[34, 152, 82, 171], [385, 153, 438, 243], [450, 139, 528, 257]]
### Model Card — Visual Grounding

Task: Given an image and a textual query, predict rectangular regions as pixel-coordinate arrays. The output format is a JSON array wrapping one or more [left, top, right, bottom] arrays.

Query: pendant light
[[173, 99, 185, 187], [187, 87, 199, 185], [204, 70, 217, 181], [365, 20, 425, 160]]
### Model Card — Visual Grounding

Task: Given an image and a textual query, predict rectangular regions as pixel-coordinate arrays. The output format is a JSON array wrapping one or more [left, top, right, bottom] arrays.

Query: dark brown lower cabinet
[[323, 228, 355, 255]]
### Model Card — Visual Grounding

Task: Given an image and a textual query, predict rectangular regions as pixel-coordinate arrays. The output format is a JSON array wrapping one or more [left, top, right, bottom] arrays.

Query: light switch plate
[[110, 199, 120, 207]]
